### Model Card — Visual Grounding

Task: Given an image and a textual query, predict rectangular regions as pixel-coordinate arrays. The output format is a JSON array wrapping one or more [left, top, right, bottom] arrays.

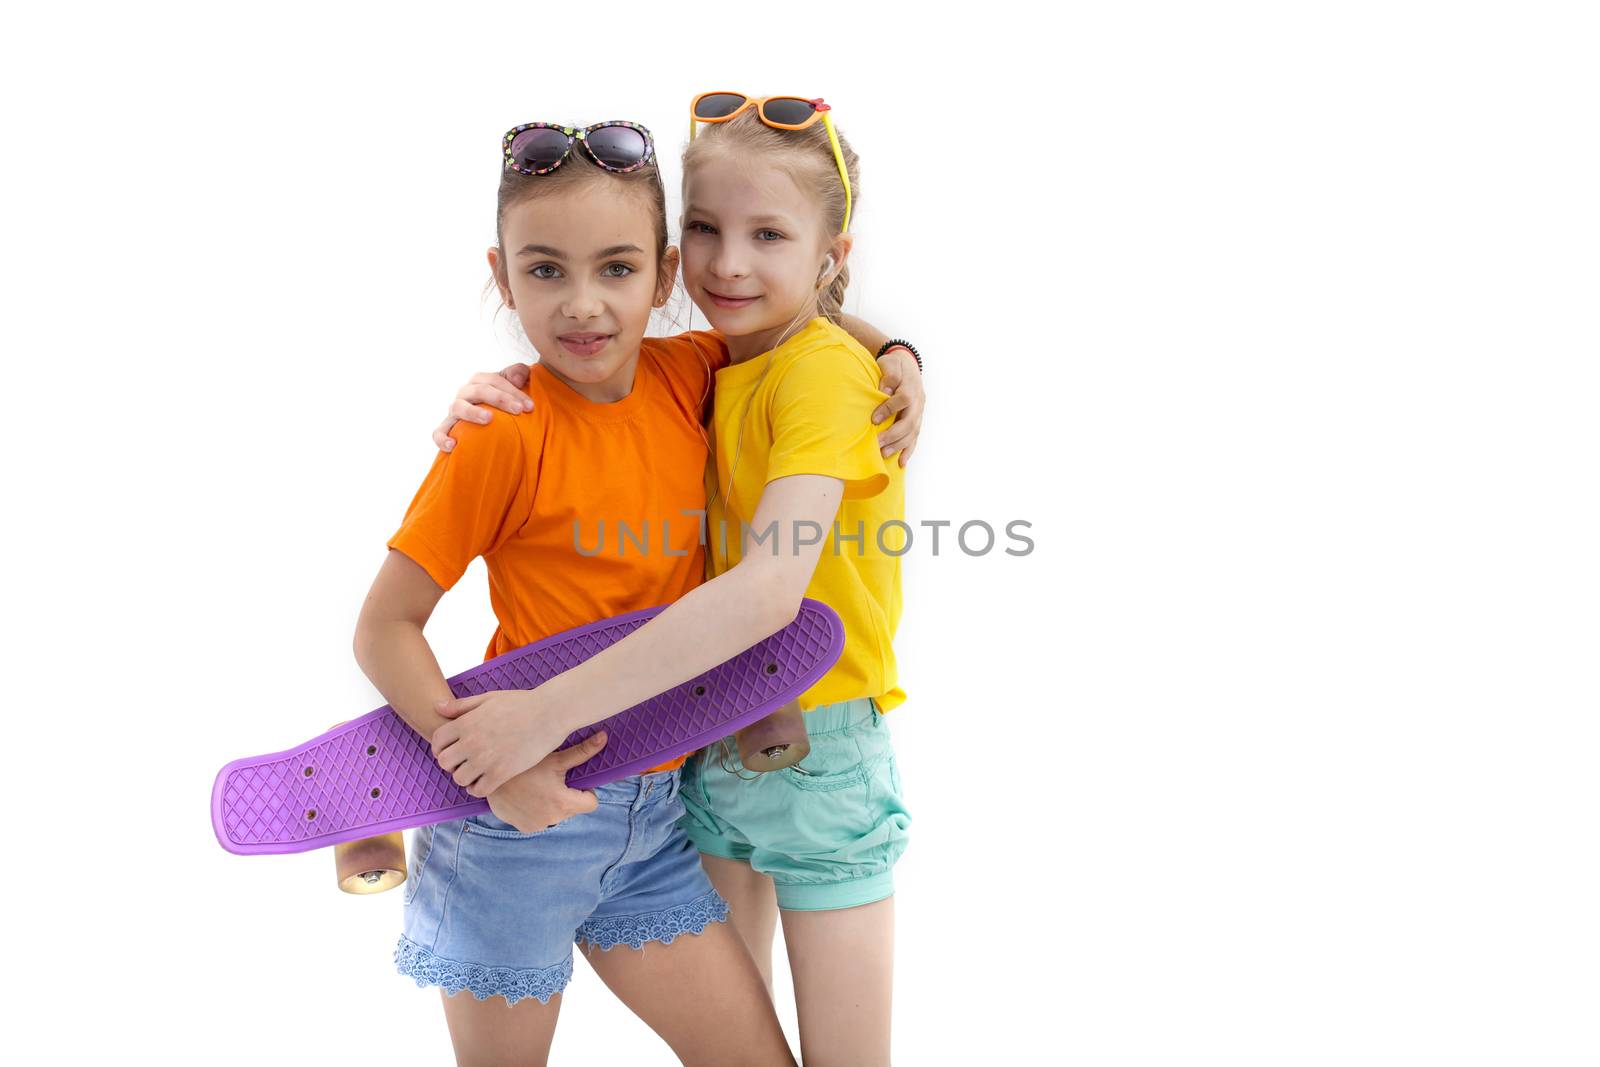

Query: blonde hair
[[680, 108, 861, 323]]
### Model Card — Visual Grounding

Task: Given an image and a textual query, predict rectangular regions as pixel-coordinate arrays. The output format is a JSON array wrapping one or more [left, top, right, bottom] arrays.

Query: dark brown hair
[[491, 153, 671, 298]]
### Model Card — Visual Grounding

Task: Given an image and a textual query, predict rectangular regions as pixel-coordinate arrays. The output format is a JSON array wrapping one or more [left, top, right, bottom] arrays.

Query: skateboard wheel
[[326, 717, 406, 894], [735, 700, 810, 773], [334, 832, 407, 895]]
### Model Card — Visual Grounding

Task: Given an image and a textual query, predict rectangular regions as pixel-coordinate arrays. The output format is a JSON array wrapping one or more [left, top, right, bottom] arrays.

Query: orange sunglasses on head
[[689, 92, 852, 232]]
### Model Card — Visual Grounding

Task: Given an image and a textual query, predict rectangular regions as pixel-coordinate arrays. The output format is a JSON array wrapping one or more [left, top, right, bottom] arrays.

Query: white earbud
[[818, 253, 836, 283]]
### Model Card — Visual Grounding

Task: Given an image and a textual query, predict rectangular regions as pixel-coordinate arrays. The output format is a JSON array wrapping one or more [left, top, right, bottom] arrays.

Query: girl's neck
[[725, 304, 822, 366], [540, 351, 639, 403]]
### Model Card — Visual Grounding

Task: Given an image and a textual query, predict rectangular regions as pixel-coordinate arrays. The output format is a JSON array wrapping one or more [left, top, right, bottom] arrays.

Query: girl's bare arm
[[351, 549, 458, 741], [523, 472, 844, 738], [355, 548, 604, 830]]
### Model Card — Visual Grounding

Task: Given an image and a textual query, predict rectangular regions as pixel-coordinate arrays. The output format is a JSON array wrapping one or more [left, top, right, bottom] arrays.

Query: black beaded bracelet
[[876, 338, 923, 374]]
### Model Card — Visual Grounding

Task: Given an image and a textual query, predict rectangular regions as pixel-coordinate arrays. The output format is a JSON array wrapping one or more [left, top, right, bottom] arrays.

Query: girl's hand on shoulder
[[433, 362, 536, 453], [485, 732, 607, 833], [872, 347, 925, 468]]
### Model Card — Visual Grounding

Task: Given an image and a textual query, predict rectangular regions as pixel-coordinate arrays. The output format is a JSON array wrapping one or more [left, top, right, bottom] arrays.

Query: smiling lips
[[557, 332, 612, 356], [706, 289, 760, 309]]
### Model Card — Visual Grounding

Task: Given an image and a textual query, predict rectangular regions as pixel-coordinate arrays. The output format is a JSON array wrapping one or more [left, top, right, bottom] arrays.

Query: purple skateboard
[[212, 598, 844, 856]]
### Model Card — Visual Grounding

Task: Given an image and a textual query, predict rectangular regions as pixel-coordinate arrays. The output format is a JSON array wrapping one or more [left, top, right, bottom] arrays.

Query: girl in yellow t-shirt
[[432, 96, 917, 1065]]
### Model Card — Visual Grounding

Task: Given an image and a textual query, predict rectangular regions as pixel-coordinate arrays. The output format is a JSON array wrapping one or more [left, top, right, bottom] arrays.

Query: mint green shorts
[[677, 697, 912, 911]]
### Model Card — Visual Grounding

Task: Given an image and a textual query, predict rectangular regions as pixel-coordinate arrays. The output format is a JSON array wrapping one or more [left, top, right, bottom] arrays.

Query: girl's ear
[[654, 245, 681, 307], [825, 233, 855, 281], [486, 245, 515, 308]]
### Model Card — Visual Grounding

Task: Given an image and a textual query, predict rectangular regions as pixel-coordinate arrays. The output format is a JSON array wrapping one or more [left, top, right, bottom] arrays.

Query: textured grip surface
[[212, 598, 844, 855]]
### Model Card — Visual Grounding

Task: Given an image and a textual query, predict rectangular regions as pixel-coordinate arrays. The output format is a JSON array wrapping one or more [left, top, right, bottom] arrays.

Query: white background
[[3, 2, 1597, 1064]]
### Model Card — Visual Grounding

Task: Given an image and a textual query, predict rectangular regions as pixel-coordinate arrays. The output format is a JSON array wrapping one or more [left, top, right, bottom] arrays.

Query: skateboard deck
[[212, 598, 844, 856]]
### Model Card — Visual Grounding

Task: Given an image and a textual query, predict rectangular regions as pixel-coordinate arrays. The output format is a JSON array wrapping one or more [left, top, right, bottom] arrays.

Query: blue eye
[[529, 264, 561, 279], [687, 221, 716, 234], [756, 229, 783, 242]]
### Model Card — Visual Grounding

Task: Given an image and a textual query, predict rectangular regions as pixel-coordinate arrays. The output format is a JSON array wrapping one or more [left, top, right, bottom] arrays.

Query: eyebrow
[[515, 243, 646, 258], [684, 206, 797, 228]]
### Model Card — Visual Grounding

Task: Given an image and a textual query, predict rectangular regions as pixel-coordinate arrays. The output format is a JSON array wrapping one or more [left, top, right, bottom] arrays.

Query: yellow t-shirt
[[705, 318, 908, 713]]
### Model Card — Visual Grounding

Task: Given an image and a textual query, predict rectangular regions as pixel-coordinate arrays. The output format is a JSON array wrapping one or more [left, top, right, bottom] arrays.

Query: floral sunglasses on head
[[501, 120, 655, 176], [688, 93, 852, 233]]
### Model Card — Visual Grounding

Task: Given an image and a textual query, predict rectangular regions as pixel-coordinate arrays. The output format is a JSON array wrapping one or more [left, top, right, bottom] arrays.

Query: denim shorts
[[393, 769, 728, 1006], [678, 697, 911, 911]]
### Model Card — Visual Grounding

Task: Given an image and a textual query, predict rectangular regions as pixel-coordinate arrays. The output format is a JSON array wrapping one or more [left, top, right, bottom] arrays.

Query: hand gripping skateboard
[[211, 598, 844, 887]]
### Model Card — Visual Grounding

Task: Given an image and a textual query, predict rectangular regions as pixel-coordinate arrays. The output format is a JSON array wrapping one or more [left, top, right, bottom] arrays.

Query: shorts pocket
[[402, 825, 435, 905], [780, 713, 889, 792], [781, 765, 867, 791], [463, 811, 568, 840], [781, 745, 884, 792]]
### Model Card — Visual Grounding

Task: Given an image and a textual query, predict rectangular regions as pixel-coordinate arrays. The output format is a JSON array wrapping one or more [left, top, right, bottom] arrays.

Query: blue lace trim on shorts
[[577, 888, 730, 951], [394, 936, 572, 1006]]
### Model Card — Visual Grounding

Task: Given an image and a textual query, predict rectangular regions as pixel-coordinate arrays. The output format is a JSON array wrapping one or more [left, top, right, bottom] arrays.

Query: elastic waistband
[[803, 697, 879, 736], [594, 768, 680, 810]]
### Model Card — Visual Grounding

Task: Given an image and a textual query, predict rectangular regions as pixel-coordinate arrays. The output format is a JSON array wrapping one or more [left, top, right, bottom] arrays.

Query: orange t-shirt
[[387, 331, 729, 773]]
